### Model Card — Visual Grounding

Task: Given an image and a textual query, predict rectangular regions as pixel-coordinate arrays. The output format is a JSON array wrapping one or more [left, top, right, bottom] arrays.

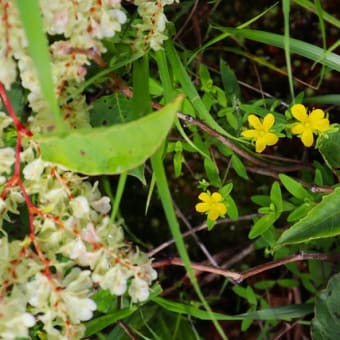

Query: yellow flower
[[195, 192, 227, 221], [241, 113, 279, 153], [291, 104, 330, 147]]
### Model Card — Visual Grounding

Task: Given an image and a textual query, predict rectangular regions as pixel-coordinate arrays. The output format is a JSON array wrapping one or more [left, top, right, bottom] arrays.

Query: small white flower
[[60, 269, 97, 323], [62, 294, 97, 323], [128, 276, 149, 303], [81, 223, 101, 243], [0, 198, 6, 214], [0, 147, 15, 174], [110, 9, 127, 24], [93, 265, 129, 296], [71, 196, 90, 218], [23, 158, 45, 181], [91, 196, 111, 214], [26, 273, 52, 308], [59, 237, 102, 268]]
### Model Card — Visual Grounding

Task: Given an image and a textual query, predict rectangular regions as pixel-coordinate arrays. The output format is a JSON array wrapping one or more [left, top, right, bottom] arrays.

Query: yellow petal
[[208, 203, 227, 220], [255, 138, 266, 153], [262, 113, 275, 131], [309, 108, 325, 122], [211, 192, 223, 202], [198, 192, 210, 202], [263, 132, 279, 146], [207, 209, 219, 221], [291, 104, 307, 122], [241, 129, 259, 139], [315, 118, 330, 132], [195, 202, 209, 213], [301, 129, 314, 147], [248, 115, 262, 130], [216, 203, 227, 215], [291, 123, 304, 135]]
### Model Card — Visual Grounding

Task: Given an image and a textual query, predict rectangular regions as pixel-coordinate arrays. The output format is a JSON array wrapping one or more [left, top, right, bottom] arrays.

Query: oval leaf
[[277, 188, 340, 246], [36, 96, 183, 175]]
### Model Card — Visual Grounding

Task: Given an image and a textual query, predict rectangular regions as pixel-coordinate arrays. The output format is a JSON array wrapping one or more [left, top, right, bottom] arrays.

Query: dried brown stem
[[152, 252, 340, 284]]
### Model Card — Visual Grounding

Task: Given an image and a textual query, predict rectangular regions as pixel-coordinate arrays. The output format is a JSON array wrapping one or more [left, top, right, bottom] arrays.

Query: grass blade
[[213, 27, 340, 72], [15, 0, 63, 132]]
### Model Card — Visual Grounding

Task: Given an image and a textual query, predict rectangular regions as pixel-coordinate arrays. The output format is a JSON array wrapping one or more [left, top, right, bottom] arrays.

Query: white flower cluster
[[133, 0, 179, 51], [0, 0, 178, 131], [0, 2, 179, 337], [0, 114, 157, 338]]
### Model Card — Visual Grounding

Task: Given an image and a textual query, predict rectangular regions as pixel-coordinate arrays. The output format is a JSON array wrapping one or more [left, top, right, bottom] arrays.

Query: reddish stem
[[0, 83, 32, 136]]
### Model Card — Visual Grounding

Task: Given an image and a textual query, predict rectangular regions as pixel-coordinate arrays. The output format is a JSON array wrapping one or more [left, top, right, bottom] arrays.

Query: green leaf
[[152, 296, 313, 321], [277, 279, 299, 288], [91, 289, 117, 313], [84, 307, 137, 336], [215, 28, 340, 72], [15, 0, 63, 131], [220, 60, 241, 103], [249, 213, 276, 239], [318, 128, 340, 175], [287, 202, 313, 222], [220, 183, 233, 197], [36, 96, 183, 175], [312, 273, 340, 340], [225, 195, 239, 219], [270, 181, 283, 217], [231, 154, 249, 180], [204, 158, 222, 187], [254, 280, 276, 290], [90, 93, 133, 127], [279, 174, 313, 200], [276, 188, 340, 246]]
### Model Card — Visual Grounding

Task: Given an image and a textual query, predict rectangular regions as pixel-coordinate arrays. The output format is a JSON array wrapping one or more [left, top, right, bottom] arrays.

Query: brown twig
[[148, 213, 258, 257], [176, 112, 304, 173], [152, 252, 340, 284]]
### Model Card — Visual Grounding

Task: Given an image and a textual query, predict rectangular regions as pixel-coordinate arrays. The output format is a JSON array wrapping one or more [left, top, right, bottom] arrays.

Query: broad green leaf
[[90, 93, 133, 127], [15, 0, 63, 131], [36, 96, 183, 175], [279, 174, 313, 200], [318, 128, 340, 175], [312, 273, 340, 340], [276, 188, 340, 246], [84, 307, 137, 336], [152, 296, 313, 321]]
